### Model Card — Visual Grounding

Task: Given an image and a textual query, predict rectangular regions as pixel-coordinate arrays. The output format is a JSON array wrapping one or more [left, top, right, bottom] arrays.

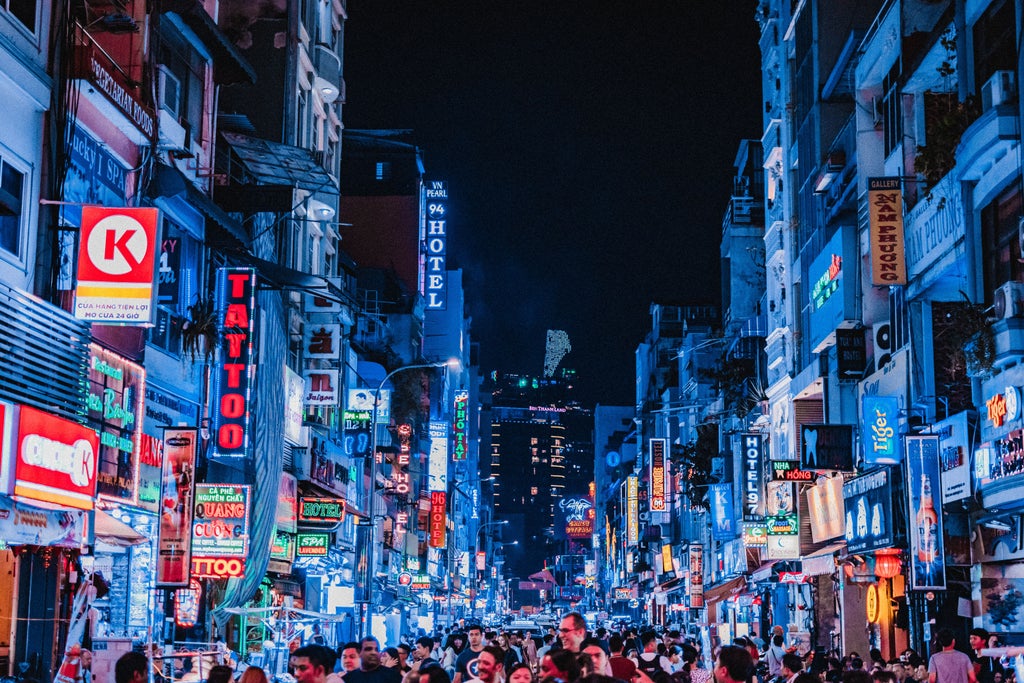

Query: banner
[[906, 436, 945, 590], [710, 483, 735, 540], [74, 206, 161, 324], [428, 421, 448, 491], [862, 396, 900, 465], [649, 438, 667, 511], [843, 467, 894, 554], [807, 476, 845, 543], [626, 475, 639, 544], [156, 428, 198, 587], [0, 495, 86, 547], [868, 177, 907, 285], [688, 545, 704, 608]]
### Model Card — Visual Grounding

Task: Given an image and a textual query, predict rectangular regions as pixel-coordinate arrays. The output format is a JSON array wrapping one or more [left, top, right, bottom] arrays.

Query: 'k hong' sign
[[209, 268, 257, 458]]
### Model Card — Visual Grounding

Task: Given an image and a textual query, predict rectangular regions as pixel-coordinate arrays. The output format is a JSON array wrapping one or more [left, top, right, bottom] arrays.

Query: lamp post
[[358, 358, 458, 639]]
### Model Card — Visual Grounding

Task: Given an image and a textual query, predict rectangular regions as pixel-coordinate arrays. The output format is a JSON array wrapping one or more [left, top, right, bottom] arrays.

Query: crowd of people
[[106, 620, 1021, 683]]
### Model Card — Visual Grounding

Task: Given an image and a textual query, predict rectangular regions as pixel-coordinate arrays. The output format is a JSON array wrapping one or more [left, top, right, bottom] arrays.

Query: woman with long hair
[[442, 634, 466, 678]]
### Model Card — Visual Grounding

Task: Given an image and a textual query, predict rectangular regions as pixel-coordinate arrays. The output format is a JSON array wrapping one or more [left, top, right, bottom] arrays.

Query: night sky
[[342, 3, 763, 406]]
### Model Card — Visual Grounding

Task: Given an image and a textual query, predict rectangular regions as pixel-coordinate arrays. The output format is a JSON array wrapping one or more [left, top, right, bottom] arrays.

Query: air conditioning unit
[[981, 70, 1016, 111], [872, 321, 892, 372], [157, 65, 182, 117], [871, 96, 884, 128], [993, 281, 1024, 320]]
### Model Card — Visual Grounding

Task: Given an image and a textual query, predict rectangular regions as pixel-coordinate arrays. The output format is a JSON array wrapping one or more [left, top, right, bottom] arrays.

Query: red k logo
[[87, 213, 149, 275]]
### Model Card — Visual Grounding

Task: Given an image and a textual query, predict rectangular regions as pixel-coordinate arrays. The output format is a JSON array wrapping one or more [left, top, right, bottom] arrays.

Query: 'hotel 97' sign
[[210, 268, 257, 458]]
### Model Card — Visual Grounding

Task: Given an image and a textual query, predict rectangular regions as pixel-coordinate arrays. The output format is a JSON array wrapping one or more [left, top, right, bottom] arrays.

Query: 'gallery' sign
[[868, 177, 907, 285]]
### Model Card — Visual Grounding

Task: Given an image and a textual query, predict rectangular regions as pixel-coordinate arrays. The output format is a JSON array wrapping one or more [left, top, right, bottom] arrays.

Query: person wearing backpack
[[637, 632, 672, 683]]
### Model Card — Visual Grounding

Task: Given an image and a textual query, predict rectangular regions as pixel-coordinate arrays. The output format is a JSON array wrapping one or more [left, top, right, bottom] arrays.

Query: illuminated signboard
[[626, 475, 639, 545], [771, 460, 813, 482], [74, 206, 160, 324], [13, 405, 100, 510], [906, 436, 945, 590], [452, 390, 469, 461], [156, 428, 198, 587], [710, 483, 735, 540], [661, 544, 675, 578], [191, 484, 249, 559], [765, 480, 798, 535], [987, 387, 1018, 429], [298, 497, 345, 523], [411, 575, 431, 590], [428, 421, 448, 491], [742, 522, 768, 547], [800, 424, 855, 471], [423, 180, 448, 309], [688, 545, 704, 608], [270, 532, 295, 562], [89, 344, 145, 504], [742, 433, 765, 520], [296, 532, 330, 557], [862, 395, 900, 465], [649, 438, 667, 511], [868, 177, 907, 285], [429, 491, 446, 548], [210, 268, 256, 457], [843, 467, 894, 553], [558, 496, 595, 539], [811, 254, 842, 310], [614, 587, 632, 600]]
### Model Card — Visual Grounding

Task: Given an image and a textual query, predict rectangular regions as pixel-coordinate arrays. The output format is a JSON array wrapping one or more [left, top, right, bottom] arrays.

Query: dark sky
[[342, 3, 763, 406]]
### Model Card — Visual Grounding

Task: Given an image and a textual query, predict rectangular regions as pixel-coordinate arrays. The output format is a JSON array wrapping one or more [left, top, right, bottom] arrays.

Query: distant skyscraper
[[488, 370, 592, 580], [544, 330, 572, 377]]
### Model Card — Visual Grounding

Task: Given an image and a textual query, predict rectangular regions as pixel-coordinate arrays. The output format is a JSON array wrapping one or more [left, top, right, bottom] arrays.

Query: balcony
[[956, 104, 1020, 196]]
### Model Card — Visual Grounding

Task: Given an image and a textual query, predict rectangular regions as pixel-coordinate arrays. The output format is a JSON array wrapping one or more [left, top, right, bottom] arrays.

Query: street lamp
[[358, 357, 460, 638]]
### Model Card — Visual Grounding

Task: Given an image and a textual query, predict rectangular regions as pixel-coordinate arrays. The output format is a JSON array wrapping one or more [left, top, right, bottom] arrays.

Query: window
[[0, 155, 26, 258], [973, 0, 1016, 91], [3, 0, 37, 33], [375, 161, 391, 181], [155, 23, 207, 143], [981, 184, 1024, 297]]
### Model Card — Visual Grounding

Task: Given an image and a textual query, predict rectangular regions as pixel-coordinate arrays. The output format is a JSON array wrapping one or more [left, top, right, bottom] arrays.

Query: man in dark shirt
[[343, 637, 402, 683], [969, 628, 1003, 683], [454, 624, 486, 683]]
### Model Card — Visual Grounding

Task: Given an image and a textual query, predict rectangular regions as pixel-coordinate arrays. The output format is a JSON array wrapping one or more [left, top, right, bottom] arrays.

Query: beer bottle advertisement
[[906, 435, 946, 590]]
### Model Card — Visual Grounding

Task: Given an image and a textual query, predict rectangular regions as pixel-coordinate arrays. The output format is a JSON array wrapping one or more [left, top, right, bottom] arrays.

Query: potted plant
[[181, 296, 218, 363]]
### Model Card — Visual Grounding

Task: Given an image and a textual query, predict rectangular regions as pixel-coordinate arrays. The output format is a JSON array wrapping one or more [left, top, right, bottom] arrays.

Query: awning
[[220, 132, 337, 192], [149, 163, 250, 251], [161, 0, 257, 85], [94, 509, 148, 547], [750, 561, 777, 583], [703, 575, 747, 604], [801, 542, 846, 577]]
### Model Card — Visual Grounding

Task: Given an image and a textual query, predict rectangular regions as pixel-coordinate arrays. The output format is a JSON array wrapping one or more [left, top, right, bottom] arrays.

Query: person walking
[[928, 629, 976, 683]]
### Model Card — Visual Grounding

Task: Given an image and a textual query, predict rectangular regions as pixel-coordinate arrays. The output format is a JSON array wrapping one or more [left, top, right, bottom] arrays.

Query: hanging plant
[[181, 296, 218, 364], [943, 291, 995, 377]]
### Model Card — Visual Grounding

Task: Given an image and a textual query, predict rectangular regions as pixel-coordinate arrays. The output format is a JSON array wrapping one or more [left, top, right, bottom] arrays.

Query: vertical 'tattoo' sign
[[210, 268, 257, 458]]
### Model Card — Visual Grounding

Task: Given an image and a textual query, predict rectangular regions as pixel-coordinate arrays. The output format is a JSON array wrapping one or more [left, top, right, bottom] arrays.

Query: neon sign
[[452, 390, 469, 460], [811, 254, 842, 309], [210, 268, 256, 458]]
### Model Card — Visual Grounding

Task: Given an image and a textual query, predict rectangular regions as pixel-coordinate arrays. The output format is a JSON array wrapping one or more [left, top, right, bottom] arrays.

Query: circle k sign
[[75, 206, 160, 324]]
